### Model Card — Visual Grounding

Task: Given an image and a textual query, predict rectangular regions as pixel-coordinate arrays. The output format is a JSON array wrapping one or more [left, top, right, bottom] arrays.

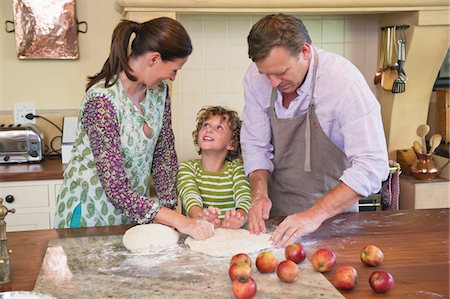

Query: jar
[[410, 153, 438, 181]]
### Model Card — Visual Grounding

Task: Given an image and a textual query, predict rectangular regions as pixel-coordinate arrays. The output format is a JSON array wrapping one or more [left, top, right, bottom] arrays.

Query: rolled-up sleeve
[[337, 79, 389, 196]]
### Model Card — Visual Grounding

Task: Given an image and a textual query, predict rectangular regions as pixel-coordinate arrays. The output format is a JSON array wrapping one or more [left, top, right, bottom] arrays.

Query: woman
[[55, 18, 214, 240]]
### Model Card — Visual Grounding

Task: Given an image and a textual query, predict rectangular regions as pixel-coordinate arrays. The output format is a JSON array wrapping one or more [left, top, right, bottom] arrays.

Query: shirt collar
[[297, 46, 316, 97]]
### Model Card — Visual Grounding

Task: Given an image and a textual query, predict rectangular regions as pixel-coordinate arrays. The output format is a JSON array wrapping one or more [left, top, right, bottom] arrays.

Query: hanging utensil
[[416, 124, 430, 154], [392, 39, 406, 93], [374, 29, 387, 85], [428, 134, 442, 154], [381, 26, 398, 91]]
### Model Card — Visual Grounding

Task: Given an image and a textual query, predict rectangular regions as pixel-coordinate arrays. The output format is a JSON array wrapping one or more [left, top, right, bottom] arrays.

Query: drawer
[[5, 211, 51, 232], [0, 184, 50, 209]]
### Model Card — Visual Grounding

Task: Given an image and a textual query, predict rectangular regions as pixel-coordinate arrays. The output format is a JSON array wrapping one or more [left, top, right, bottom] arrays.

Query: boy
[[177, 106, 251, 229]]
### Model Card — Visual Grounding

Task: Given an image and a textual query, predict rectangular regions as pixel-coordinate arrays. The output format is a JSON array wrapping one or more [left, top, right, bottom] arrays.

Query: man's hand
[[270, 210, 322, 248], [247, 196, 272, 234]]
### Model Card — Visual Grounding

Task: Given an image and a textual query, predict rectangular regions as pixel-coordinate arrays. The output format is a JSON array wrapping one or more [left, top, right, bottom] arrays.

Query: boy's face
[[198, 114, 235, 154]]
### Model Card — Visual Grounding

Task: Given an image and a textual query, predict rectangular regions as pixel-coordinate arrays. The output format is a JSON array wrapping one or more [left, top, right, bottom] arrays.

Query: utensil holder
[[410, 153, 438, 181]]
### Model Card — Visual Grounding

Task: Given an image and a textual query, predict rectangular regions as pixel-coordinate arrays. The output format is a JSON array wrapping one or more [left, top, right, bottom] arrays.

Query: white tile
[[180, 93, 205, 118], [204, 93, 232, 108], [228, 44, 252, 69], [303, 19, 322, 43], [322, 43, 344, 56], [205, 69, 228, 93], [179, 15, 204, 44], [184, 44, 204, 70], [322, 20, 344, 43], [228, 69, 247, 93], [180, 69, 204, 94], [204, 15, 228, 44], [204, 44, 228, 69], [228, 15, 253, 43]]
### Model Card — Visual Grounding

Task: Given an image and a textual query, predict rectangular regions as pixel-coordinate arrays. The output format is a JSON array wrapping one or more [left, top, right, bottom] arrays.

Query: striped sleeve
[[231, 161, 252, 213], [177, 161, 203, 215]]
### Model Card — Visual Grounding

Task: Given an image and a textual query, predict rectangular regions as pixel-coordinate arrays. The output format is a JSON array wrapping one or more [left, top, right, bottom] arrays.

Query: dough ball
[[123, 223, 179, 253]]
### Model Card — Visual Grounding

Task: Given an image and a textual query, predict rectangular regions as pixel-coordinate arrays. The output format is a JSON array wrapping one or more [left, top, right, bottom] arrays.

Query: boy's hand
[[199, 206, 221, 227], [220, 209, 246, 229]]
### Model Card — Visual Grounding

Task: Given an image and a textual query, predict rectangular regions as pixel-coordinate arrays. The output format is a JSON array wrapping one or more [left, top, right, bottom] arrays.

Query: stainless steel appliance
[[0, 124, 44, 163]]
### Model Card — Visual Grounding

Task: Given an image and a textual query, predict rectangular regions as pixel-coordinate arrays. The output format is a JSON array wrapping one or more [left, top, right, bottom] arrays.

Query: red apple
[[369, 271, 394, 293], [360, 245, 384, 267], [276, 260, 299, 283], [311, 248, 336, 273], [232, 276, 257, 299], [255, 251, 278, 273], [285, 243, 306, 264], [229, 263, 251, 281], [333, 265, 358, 290], [230, 253, 252, 267]]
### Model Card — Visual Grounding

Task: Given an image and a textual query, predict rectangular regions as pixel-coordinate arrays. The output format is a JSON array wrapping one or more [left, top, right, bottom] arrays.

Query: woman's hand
[[177, 218, 215, 240], [220, 209, 246, 229]]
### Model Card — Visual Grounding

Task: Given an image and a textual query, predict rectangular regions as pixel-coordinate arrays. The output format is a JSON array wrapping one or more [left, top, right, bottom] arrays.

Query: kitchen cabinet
[[0, 179, 62, 232], [399, 175, 450, 209]]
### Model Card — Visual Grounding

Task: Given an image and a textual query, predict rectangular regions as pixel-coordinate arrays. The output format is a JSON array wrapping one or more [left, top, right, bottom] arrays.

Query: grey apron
[[268, 51, 358, 217]]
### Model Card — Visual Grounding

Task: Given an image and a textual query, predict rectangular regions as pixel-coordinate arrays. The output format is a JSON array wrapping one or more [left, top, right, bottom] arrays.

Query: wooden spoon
[[428, 134, 442, 154], [413, 141, 423, 154], [416, 124, 430, 154]]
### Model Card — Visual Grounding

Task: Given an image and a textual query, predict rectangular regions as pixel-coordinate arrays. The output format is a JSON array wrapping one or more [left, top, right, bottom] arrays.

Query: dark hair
[[247, 14, 311, 62], [193, 106, 242, 161], [86, 17, 192, 91]]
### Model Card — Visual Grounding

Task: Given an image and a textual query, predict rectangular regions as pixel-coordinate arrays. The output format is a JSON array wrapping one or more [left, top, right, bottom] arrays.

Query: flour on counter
[[185, 228, 274, 257], [122, 223, 179, 253]]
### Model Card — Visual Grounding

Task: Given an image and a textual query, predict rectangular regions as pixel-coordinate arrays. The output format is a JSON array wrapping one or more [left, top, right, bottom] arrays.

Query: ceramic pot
[[410, 153, 438, 181]]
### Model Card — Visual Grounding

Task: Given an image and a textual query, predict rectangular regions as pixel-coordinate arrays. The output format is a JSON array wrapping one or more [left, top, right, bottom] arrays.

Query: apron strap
[[304, 49, 319, 172]]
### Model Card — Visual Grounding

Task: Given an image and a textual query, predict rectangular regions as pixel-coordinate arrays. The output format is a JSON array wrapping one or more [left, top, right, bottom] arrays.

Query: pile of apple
[[229, 243, 394, 298], [229, 243, 306, 299], [311, 244, 395, 293]]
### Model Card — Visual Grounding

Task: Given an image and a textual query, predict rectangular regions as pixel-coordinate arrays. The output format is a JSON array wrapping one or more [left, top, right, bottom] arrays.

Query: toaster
[[0, 124, 44, 163]]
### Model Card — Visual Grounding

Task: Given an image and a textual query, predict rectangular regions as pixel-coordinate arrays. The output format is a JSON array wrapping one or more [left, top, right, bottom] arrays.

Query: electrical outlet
[[14, 103, 36, 124]]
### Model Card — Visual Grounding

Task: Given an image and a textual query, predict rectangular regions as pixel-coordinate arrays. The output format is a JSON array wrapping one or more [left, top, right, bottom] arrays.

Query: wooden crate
[[436, 89, 450, 143]]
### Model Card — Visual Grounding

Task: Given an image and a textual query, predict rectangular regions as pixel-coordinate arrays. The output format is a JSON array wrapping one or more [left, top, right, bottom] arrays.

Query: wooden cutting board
[[34, 235, 344, 298]]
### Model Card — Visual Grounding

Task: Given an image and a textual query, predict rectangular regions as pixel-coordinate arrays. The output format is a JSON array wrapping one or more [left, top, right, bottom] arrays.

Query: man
[[241, 14, 389, 247]]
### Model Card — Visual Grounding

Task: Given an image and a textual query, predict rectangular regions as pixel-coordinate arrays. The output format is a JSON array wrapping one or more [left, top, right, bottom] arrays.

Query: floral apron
[[55, 78, 166, 227]]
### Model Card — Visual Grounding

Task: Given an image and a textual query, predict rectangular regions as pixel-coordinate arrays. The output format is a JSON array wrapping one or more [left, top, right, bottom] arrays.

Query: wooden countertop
[[0, 158, 65, 182], [1, 208, 448, 298]]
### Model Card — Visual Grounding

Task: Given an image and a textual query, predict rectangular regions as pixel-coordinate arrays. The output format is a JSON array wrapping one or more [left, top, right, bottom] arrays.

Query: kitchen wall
[[0, 1, 380, 162], [0, 0, 121, 112], [173, 14, 379, 161]]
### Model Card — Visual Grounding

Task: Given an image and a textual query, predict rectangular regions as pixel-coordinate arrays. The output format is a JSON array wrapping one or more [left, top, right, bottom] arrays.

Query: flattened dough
[[123, 224, 179, 253], [185, 228, 273, 257]]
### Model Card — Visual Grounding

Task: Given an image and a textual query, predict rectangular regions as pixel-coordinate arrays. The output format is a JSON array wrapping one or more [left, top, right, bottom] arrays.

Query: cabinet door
[[0, 180, 62, 231]]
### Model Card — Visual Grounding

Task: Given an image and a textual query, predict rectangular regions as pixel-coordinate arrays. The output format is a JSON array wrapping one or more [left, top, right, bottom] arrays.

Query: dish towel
[[381, 161, 401, 210]]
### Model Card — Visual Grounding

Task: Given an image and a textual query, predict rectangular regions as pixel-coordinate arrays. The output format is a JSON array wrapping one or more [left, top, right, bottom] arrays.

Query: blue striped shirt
[[241, 47, 389, 197]]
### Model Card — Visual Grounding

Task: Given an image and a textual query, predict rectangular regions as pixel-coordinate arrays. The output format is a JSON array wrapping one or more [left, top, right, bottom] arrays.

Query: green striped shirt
[[177, 159, 252, 219]]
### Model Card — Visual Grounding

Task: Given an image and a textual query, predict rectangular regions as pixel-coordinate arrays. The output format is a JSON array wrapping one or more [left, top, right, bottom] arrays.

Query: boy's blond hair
[[193, 106, 242, 161]]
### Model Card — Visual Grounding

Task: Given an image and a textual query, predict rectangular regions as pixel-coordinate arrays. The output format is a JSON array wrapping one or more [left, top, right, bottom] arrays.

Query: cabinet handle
[[5, 195, 14, 203]]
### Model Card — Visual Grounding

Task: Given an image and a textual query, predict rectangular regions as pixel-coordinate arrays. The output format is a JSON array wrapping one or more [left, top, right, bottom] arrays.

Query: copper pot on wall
[[410, 153, 438, 181]]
